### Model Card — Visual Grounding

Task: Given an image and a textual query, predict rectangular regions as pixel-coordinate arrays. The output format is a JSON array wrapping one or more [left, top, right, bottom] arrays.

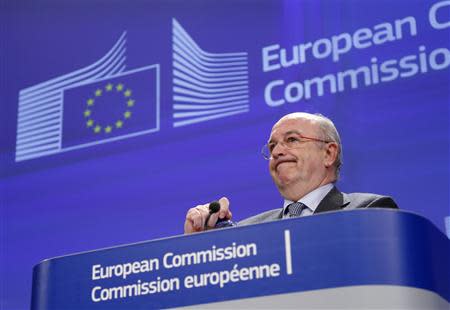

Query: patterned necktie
[[287, 202, 308, 218]]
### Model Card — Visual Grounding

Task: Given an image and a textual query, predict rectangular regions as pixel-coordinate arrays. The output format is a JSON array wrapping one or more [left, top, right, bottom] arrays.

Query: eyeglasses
[[261, 134, 332, 160]]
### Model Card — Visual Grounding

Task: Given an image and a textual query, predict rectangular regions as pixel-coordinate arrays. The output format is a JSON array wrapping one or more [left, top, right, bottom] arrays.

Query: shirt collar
[[282, 183, 334, 216]]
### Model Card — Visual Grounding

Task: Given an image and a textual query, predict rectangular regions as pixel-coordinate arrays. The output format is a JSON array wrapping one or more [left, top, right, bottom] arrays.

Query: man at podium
[[184, 112, 398, 233]]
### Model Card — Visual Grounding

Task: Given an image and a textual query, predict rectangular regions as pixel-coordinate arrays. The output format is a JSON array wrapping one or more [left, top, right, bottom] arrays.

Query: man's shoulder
[[315, 186, 399, 213], [342, 191, 399, 210], [238, 208, 282, 226]]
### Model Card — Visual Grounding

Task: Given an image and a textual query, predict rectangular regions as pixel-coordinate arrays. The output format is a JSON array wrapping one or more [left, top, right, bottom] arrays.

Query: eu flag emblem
[[62, 65, 159, 150]]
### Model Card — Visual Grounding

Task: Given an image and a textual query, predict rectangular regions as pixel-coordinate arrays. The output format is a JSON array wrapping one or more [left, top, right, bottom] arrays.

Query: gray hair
[[313, 113, 343, 180]]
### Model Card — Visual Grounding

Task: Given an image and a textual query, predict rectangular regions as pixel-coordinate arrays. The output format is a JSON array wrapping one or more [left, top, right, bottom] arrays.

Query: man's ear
[[324, 142, 338, 168]]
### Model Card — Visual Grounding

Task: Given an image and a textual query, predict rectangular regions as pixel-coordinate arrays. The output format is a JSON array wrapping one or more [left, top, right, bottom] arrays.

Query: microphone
[[204, 201, 236, 229], [209, 201, 221, 214]]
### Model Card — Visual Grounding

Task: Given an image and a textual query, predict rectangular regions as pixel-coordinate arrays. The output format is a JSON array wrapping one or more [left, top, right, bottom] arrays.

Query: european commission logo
[[16, 19, 250, 162], [15, 32, 160, 162]]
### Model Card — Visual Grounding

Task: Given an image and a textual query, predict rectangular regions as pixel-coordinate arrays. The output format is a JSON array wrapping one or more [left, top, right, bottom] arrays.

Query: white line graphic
[[172, 19, 250, 127], [284, 229, 293, 275], [16, 32, 128, 162]]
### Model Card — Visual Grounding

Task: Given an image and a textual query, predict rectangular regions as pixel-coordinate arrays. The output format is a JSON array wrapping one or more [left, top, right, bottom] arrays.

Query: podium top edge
[[32, 208, 444, 269]]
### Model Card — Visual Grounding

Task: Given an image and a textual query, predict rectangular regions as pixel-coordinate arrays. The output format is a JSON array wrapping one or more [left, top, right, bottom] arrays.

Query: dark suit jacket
[[238, 186, 398, 226]]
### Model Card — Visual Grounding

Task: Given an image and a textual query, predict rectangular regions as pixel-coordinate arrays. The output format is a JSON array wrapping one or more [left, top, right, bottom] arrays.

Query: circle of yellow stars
[[83, 82, 136, 135]]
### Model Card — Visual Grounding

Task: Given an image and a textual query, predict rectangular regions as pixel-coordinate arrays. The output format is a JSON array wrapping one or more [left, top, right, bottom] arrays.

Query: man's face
[[268, 117, 330, 200]]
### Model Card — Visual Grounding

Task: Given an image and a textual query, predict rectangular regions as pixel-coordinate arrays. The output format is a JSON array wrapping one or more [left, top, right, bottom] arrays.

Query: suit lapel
[[314, 186, 350, 214], [275, 208, 284, 219]]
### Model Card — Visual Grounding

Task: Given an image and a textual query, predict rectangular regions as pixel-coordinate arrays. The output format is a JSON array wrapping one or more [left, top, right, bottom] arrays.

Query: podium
[[31, 209, 449, 309]]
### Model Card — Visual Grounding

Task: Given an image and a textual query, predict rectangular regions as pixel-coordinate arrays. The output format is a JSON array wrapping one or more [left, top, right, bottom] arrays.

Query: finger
[[218, 197, 230, 219], [193, 207, 208, 230], [185, 209, 197, 233], [226, 210, 232, 220], [186, 207, 204, 231], [194, 209, 204, 230], [184, 219, 194, 234], [185, 207, 203, 233]]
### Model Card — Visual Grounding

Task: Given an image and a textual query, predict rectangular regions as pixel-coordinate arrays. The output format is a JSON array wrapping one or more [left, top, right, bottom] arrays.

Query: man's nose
[[271, 142, 287, 158]]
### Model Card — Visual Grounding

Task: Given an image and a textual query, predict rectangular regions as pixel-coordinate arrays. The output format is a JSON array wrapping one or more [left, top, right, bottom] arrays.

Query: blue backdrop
[[1, 0, 449, 308]]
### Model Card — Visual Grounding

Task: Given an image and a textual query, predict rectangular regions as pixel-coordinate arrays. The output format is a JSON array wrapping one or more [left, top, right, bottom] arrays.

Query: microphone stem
[[204, 213, 212, 230]]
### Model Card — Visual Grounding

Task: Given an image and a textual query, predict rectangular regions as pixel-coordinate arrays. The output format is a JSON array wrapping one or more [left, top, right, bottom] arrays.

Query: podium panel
[[31, 210, 450, 309]]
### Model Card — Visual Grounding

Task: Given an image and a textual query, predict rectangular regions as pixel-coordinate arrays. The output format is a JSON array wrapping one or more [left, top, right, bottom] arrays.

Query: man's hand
[[184, 197, 232, 234]]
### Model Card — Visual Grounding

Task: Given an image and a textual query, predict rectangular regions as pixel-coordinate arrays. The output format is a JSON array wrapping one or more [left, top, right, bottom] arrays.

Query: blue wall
[[1, 0, 449, 308]]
